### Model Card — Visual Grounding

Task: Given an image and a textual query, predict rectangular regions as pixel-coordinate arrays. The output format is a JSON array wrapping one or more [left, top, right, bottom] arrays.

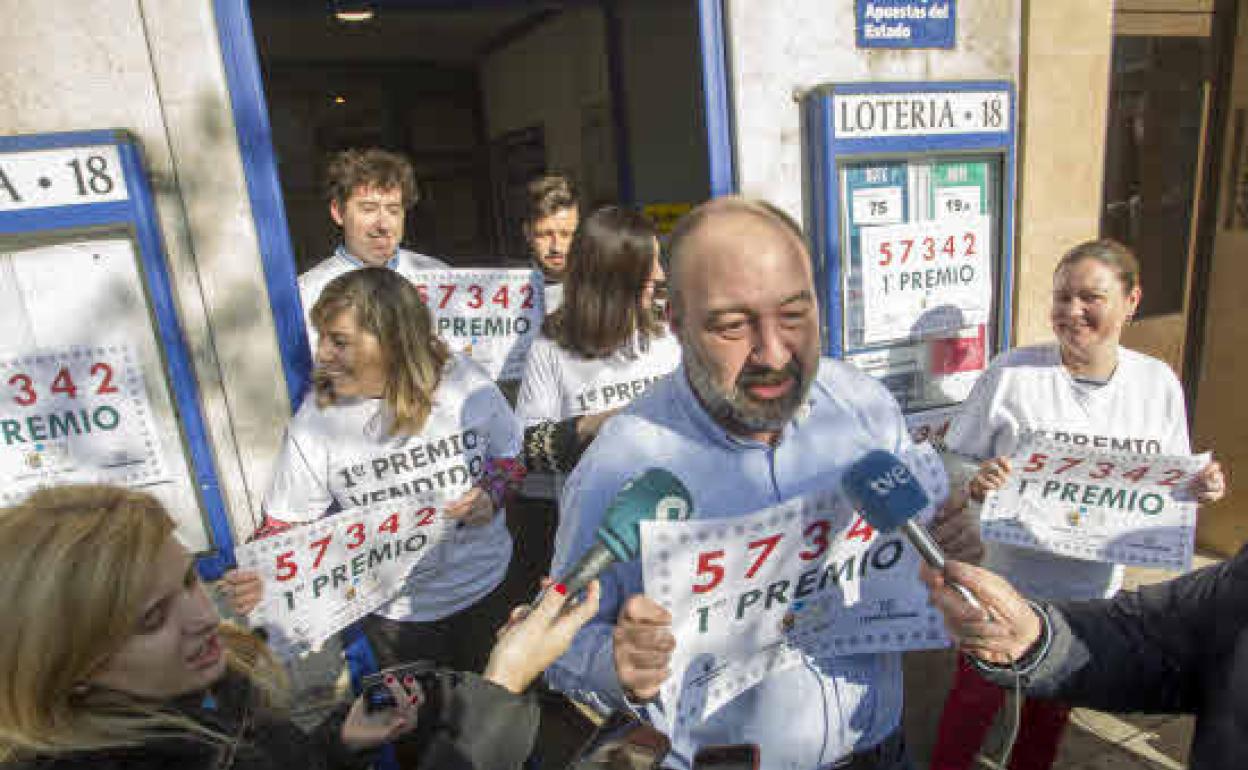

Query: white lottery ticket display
[[407, 269, 543, 381], [858, 215, 992, 345], [0, 238, 204, 550], [0, 345, 166, 500], [236, 496, 448, 657], [643, 493, 947, 728], [982, 436, 1209, 571]]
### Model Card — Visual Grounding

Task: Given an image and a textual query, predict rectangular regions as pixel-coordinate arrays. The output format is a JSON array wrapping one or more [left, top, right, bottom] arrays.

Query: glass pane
[[1101, 35, 1211, 317], [838, 155, 1002, 412]]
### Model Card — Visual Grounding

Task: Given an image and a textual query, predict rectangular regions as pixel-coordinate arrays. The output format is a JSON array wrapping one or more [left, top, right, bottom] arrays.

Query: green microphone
[[560, 468, 693, 596]]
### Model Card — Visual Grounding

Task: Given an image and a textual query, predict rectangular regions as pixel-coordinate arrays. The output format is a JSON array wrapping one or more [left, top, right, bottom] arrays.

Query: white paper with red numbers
[[641, 445, 951, 727], [859, 215, 992, 344], [983, 435, 1209, 571], [406, 269, 544, 381], [0, 344, 167, 503], [236, 496, 450, 657]]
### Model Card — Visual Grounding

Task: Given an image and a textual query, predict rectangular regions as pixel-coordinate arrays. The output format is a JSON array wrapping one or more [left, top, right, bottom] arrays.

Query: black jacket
[[7, 671, 539, 770], [982, 545, 1248, 770]]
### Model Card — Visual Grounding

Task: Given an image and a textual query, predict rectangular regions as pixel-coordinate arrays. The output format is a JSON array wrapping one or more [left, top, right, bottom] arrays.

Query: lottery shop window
[[837, 154, 1004, 412]]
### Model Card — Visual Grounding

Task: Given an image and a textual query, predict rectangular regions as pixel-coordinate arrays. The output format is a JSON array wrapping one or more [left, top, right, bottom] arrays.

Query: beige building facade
[[0, 0, 1243, 556]]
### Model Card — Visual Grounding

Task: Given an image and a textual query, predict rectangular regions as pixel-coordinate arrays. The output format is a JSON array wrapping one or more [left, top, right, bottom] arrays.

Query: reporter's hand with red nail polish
[[340, 673, 423, 750], [483, 578, 600, 694]]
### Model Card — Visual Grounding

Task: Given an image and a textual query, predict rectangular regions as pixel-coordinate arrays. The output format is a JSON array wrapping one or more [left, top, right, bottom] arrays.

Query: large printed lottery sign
[[236, 497, 448, 657], [408, 269, 543, 381], [641, 450, 949, 728], [859, 215, 992, 345], [0, 345, 166, 503], [982, 436, 1209, 571]]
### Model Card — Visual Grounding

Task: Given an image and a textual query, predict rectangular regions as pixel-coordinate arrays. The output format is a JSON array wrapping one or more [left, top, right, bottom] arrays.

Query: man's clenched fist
[[613, 594, 675, 701]]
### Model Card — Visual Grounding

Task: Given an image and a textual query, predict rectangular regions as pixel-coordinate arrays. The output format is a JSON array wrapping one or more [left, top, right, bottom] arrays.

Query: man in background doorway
[[523, 172, 580, 314], [298, 148, 448, 341]]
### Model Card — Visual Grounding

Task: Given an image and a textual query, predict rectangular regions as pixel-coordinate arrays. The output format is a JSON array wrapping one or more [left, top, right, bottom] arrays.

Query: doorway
[[247, 0, 713, 272], [1102, 1, 1219, 375]]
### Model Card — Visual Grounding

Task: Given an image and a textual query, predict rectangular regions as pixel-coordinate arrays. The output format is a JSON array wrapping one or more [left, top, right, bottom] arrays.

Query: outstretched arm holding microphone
[[922, 552, 1248, 769]]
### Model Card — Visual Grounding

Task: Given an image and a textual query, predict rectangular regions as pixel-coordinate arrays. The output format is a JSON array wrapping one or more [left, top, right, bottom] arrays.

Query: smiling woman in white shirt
[[510, 207, 681, 597], [225, 268, 526, 678], [929, 239, 1226, 770]]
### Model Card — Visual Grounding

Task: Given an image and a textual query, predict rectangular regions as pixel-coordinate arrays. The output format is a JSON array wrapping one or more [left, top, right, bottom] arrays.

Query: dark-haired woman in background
[[510, 207, 680, 596]]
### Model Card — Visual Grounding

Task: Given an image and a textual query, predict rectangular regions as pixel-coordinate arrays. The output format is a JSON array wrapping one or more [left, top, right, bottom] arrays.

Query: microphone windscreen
[[597, 468, 693, 561], [842, 450, 931, 532]]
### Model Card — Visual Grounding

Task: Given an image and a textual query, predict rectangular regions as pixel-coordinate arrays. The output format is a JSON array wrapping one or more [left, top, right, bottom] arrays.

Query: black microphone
[[557, 468, 694, 596]]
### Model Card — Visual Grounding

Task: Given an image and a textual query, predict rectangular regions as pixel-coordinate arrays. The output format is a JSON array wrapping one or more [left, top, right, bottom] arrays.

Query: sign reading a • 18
[[0, 145, 129, 211], [833, 90, 1010, 140]]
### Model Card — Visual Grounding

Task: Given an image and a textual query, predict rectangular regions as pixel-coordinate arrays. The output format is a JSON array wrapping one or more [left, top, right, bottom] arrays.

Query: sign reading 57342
[[0, 346, 166, 503], [0, 145, 128, 211]]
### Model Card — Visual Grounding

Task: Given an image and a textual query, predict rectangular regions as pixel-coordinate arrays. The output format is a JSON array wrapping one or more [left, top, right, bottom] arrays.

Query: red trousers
[[929, 656, 1071, 770]]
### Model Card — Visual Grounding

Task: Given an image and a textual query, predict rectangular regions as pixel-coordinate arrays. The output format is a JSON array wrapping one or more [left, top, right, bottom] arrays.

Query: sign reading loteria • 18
[[834, 90, 1010, 139]]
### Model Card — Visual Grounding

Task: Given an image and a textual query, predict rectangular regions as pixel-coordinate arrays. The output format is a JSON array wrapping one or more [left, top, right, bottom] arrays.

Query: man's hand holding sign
[[630, 445, 982, 729]]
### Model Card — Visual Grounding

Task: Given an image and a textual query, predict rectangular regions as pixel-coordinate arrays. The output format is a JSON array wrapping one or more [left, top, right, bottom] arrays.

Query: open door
[[1192, 0, 1248, 555], [1104, 3, 1216, 373]]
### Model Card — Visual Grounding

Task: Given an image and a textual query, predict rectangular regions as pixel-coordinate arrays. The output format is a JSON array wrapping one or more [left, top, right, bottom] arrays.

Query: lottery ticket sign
[[859, 215, 992, 344], [407, 269, 543, 381], [0, 345, 166, 503], [643, 496, 946, 727], [642, 445, 951, 726], [983, 437, 1208, 571], [236, 496, 448, 657]]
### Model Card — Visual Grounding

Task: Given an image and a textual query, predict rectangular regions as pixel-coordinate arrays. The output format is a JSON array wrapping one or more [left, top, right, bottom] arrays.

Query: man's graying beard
[[682, 334, 812, 434]]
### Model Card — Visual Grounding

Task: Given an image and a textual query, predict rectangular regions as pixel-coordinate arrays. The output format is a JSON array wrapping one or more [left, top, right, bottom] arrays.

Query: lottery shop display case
[[803, 81, 1017, 441], [0, 130, 234, 577]]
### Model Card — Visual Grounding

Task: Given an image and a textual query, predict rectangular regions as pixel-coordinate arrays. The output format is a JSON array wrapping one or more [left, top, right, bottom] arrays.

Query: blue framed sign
[[0, 129, 236, 579], [803, 81, 1015, 419], [856, 0, 956, 49]]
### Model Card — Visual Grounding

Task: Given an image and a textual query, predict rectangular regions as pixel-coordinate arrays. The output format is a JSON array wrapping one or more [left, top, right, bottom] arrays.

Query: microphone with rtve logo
[[842, 450, 984, 611]]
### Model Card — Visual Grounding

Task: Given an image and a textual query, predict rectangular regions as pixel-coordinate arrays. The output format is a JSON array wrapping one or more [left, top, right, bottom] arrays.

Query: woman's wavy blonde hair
[[311, 267, 450, 436], [0, 485, 285, 761]]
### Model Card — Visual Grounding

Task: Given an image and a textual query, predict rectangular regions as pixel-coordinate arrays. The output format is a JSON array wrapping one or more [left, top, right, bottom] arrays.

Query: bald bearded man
[[545, 197, 981, 770]]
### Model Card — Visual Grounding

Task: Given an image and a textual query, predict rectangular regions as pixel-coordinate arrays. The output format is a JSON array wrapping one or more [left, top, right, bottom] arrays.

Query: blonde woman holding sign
[[0, 484, 597, 770], [226, 268, 526, 676], [929, 240, 1225, 770]]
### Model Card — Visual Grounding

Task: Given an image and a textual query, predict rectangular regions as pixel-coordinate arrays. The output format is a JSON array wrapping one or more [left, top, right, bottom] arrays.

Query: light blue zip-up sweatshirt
[[547, 358, 918, 770]]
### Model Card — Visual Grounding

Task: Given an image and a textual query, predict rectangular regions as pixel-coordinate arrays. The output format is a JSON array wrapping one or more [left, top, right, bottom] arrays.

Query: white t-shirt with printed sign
[[514, 331, 681, 499], [947, 344, 1190, 600], [264, 355, 520, 622]]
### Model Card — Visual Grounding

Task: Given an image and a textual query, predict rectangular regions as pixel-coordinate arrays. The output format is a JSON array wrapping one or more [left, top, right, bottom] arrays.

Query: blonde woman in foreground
[[0, 484, 597, 770]]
